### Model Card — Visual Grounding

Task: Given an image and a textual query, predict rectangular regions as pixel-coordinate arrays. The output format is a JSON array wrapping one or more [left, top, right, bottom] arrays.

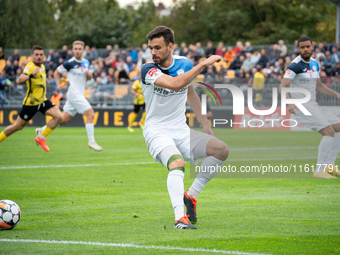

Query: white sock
[[188, 156, 225, 199], [167, 170, 185, 221], [326, 132, 340, 165], [38, 125, 47, 140], [316, 136, 334, 173], [85, 123, 95, 144]]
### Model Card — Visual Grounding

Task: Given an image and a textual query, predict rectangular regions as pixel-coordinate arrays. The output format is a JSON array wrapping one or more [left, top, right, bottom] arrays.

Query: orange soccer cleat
[[35, 136, 50, 152]]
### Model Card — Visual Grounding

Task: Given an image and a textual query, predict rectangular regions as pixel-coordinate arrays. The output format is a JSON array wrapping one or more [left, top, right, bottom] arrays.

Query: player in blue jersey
[[36, 41, 103, 151], [141, 26, 229, 229], [280, 36, 340, 178]]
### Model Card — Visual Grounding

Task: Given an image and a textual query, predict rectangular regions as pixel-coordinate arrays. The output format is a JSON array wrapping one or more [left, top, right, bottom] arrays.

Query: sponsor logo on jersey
[[307, 69, 313, 73], [177, 69, 184, 75], [148, 68, 158, 77], [303, 68, 307, 72]]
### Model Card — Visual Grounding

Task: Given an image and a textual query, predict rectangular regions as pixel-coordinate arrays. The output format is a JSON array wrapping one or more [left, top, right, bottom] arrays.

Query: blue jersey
[[141, 55, 193, 128], [57, 57, 90, 97], [284, 55, 320, 102]]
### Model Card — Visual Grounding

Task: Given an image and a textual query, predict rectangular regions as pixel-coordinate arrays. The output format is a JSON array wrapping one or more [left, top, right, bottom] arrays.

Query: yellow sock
[[141, 112, 146, 124], [129, 112, 138, 127], [0, 132, 7, 143], [41, 127, 53, 138]]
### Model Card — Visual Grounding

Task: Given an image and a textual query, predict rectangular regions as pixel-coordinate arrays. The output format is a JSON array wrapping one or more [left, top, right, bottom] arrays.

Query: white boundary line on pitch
[[0, 239, 271, 255], [2, 155, 337, 170]]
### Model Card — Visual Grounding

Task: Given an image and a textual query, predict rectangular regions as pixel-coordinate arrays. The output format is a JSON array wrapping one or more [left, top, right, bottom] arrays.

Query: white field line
[[0, 239, 271, 255]]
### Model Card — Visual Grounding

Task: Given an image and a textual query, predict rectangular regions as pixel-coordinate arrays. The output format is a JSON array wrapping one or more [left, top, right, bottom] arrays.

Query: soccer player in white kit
[[141, 26, 229, 229], [37, 41, 103, 151], [280, 36, 340, 178]]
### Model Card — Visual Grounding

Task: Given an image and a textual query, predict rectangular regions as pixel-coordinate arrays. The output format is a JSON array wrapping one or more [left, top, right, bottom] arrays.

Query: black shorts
[[19, 100, 55, 121], [134, 103, 145, 113]]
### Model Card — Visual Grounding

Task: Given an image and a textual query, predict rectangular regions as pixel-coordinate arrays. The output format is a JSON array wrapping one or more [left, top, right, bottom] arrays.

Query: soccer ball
[[0, 200, 21, 230]]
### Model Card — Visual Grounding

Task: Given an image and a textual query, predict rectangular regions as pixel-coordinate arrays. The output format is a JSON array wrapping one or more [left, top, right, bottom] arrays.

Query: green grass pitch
[[1, 127, 339, 255]]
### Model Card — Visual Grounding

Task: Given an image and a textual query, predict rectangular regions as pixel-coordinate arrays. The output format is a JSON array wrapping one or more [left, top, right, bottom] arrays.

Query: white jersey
[[283, 55, 320, 102], [141, 55, 193, 129], [57, 57, 90, 98]]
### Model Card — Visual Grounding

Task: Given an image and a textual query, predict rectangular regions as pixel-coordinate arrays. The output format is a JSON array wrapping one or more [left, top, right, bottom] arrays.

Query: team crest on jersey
[[148, 68, 158, 77], [312, 66, 317, 71], [177, 69, 184, 76]]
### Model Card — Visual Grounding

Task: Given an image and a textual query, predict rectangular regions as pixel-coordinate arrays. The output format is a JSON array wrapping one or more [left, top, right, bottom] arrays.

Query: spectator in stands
[[0, 70, 9, 107], [10, 49, 20, 63], [257, 49, 268, 68], [12, 60, 19, 76], [84, 46, 92, 61], [315, 47, 326, 61], [0, 47, 4, 60], [325, 50, 335, 74], [50, 90, 63, 108], [142, 43, 152, 61], [205, 41, 216, 58], [215, 42, 224, 56], [331, 47, 340, 66], [46, 69, 57, 89], [136, 51, 144, 68], [241, 52, 254, 74], [109, 52, 118, 70], [102, 45, 112, 58], [103, 58, 112, 74], [4, 60, 15, 79], [224, 47, 236, 62], [318, 42, 326, 53], [52, 50, 61, 65], [179, 42, 187, 56], [263, 62, 272, 75], [129, 46, 138, 63], [91, 46, 98, 60], [172, 43, 180, 55], [189, 44, 200, 63], [107, 67, 116, 84], [196, 42, 205, 58], [267, 44, 280, 65], [117, 58, 129, 84], [252, 66, 265, 107], [112, 44, 120, 56], [119, 49, 128, 61], [228, 54, 244, 75], [46, 49, 54, 62], [126, 56, 134, 73], [234, 41, 243, 54], [100, 71, 108, 85], [284, 56, 291, 71], [327, 40, 335, 52], [94, 76, 112, 107], [320, 70, 331, 87], [251, 50, 261, 64], [244, 42, 253, 53], [278, 40, 287, 57], [65, 49, 73, 61], [204, 66, 216, 83], [60, 45, 68, 59]]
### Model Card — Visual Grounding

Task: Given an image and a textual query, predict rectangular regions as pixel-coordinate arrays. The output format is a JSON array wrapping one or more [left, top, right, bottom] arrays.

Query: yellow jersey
[[23, 62, 47, 106], [132, 79, 145, 105]]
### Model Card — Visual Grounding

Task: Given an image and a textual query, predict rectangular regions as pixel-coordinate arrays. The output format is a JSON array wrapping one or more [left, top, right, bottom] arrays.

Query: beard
[[153, 49, 169, 65]]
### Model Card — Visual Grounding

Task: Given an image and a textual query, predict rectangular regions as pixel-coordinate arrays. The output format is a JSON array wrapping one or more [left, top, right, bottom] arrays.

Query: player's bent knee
[[210, 139, 229, 161], [167, 154, 185, 172], [320, 125, 335, 137]]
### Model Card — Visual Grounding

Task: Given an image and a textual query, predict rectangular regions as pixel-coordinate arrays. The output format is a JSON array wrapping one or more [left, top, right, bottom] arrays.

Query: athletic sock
[[41, 125, 47, 133], [39, 127, 53, 140], [326, 132, 340, 165], [85, 123, 95, 144], [316, 136, 334, 173], [187, 156, 225, 199], [141, 112, 146, 124], [129, 112, 138, 128], [0, 131, 7, 143], [167, 170, 185, 221]]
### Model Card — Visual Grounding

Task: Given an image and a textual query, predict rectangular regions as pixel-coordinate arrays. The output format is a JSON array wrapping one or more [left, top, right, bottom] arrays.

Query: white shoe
[[35, 128, 42, 136], [88, 142, 103, 151]]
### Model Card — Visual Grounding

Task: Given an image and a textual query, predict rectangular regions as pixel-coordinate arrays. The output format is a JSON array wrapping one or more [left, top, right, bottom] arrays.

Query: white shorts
[[295, 102, 340, 131], [143, 125, 215, 166], [63, 96, 92, 117]]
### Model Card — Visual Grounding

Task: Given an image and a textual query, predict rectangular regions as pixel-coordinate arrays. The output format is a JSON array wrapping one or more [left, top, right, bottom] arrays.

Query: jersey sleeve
[[141, 63, 164, 86], [283, 63, 299, 79], [57, 61, 72, 73], [23, 63, 33, 75]]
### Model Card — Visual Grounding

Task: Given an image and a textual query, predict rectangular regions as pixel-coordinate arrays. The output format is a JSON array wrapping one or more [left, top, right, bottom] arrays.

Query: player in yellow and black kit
[[127, 70, 146, 132], [0, 45, 62, 152]]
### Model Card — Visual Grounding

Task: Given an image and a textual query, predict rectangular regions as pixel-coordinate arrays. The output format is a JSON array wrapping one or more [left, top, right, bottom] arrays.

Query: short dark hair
[[297, 36, 312, 47], [147, 26, 174, 45], [32, 45, 43, 53]]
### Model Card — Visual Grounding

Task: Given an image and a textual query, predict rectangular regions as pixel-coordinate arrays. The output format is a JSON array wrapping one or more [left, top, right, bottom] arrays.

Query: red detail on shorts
[[285, 70, 291, 74]]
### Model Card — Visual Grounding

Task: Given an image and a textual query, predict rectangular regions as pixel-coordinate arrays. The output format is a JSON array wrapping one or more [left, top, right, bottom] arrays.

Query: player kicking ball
[[36, 41, 103, 151], [141, 26, 229, 229], [0, 45, 62, 151], [280, 36, 340, 178]]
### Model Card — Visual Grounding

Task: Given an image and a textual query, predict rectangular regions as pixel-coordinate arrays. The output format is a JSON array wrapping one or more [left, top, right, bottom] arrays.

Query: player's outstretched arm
[[54, 69, 63, 90], [316, 78, 340, 99], [279, 77, 298, 114], [154, 55, 221, 91], [187, 85, 214, 136]]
